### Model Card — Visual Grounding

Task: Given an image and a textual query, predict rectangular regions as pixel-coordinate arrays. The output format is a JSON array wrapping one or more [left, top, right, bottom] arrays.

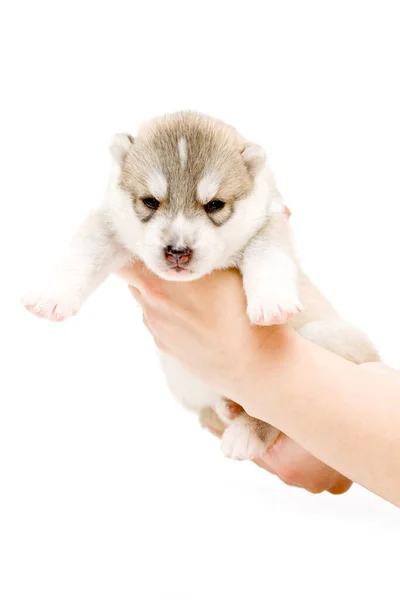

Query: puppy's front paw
[[246, 283, 303, 326], [22, 294, 78, 322]]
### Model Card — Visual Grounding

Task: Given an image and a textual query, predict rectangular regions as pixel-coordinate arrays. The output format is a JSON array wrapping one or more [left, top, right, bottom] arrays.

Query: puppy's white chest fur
[[160, 354, 219, 411]]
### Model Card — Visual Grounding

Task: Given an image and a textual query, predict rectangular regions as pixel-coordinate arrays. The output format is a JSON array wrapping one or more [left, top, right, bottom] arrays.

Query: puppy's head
[[108, 112, 280, 281]]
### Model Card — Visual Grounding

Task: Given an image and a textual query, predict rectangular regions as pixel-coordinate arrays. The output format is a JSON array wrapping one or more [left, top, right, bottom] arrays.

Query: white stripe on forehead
[[178, 137, 188, 169], [197, 171, 220, 203], [171, 212, 188, 247], [147, 169, 168, 199]]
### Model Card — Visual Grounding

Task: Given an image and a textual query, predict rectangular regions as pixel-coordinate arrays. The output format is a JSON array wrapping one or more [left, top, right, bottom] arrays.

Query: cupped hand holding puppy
[[121, 266, 275, 399], [120, 262, 400, 506], [119, 264, 352, 495]]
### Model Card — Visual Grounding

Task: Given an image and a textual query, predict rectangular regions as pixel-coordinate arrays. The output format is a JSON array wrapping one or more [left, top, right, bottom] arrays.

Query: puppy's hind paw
[[221, 414, 279, 460], [221, 416, 266, 460]]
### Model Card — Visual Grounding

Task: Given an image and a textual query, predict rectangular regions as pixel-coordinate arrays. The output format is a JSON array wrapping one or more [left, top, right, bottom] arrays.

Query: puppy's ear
[[110, 133, 134, 166], [241, 142, 266, 176]]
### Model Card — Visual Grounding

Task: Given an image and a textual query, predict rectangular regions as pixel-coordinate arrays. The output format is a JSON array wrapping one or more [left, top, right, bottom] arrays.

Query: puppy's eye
[[204, 199, 225, 213], [142, 197, 160, 210]]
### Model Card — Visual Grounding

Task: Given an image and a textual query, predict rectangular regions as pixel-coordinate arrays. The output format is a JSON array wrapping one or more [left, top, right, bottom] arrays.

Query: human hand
[[200, 409, 352, 494], [256, 434, 353, 494], [118, 264, 293, 402], [118, 264, 351, 495]]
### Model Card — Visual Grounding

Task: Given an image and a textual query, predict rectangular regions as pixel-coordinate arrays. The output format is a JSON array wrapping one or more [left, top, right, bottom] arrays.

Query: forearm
[[120, 262, 399, 504], [236, 328, 400, 506]]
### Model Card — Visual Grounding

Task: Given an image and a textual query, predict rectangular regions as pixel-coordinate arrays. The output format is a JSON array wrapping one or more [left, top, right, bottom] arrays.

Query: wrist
[[231, 324, 302, 420]]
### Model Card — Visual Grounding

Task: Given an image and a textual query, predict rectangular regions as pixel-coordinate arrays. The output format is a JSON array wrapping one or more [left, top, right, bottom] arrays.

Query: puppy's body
[[23, 112, 379, 460]]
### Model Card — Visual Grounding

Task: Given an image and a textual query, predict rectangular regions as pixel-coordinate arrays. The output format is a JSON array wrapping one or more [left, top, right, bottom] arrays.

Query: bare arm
[[234, 326, 400, 506], [120, 266, 400, 506]]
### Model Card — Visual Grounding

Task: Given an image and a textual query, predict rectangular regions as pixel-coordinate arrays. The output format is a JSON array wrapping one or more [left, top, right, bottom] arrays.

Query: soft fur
[[22, 111, 379, 460]]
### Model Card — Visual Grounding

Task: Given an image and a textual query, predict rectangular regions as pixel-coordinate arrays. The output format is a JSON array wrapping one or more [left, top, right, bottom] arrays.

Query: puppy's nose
[[164, 245, 192, 265]]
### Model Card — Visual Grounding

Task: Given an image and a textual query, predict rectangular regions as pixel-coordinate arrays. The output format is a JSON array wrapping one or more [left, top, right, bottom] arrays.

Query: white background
[[1, 1, 400, 599]]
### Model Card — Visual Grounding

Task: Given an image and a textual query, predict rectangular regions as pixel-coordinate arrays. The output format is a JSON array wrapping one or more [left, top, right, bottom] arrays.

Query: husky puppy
[[22, 111, 379, 459]]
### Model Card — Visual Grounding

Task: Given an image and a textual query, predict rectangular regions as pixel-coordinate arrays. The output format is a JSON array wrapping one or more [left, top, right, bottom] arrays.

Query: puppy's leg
[[22, 210, 130, 321], [199, 407, 226, 435], [241, 212, 302, 325], [298, 318, 380, 364]]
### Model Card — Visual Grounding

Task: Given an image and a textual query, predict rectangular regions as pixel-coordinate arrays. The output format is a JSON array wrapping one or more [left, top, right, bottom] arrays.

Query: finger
[[117, 260, 149, 284], [142, 311, 151, 331], [153, 337, 169, 352], [129, 288, 169, 344], [128, 282, 172, 313], [140, 310, 170, 354], [130, 286, 165, 319], [143, 310, 169, 348], [328, 478, 353, 495], [120, 261, 172, 304], [263, 435, 338, 491], [252, 457, 278, 476], [141, 307, 158, 336], [129, 285, 143, 303]]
